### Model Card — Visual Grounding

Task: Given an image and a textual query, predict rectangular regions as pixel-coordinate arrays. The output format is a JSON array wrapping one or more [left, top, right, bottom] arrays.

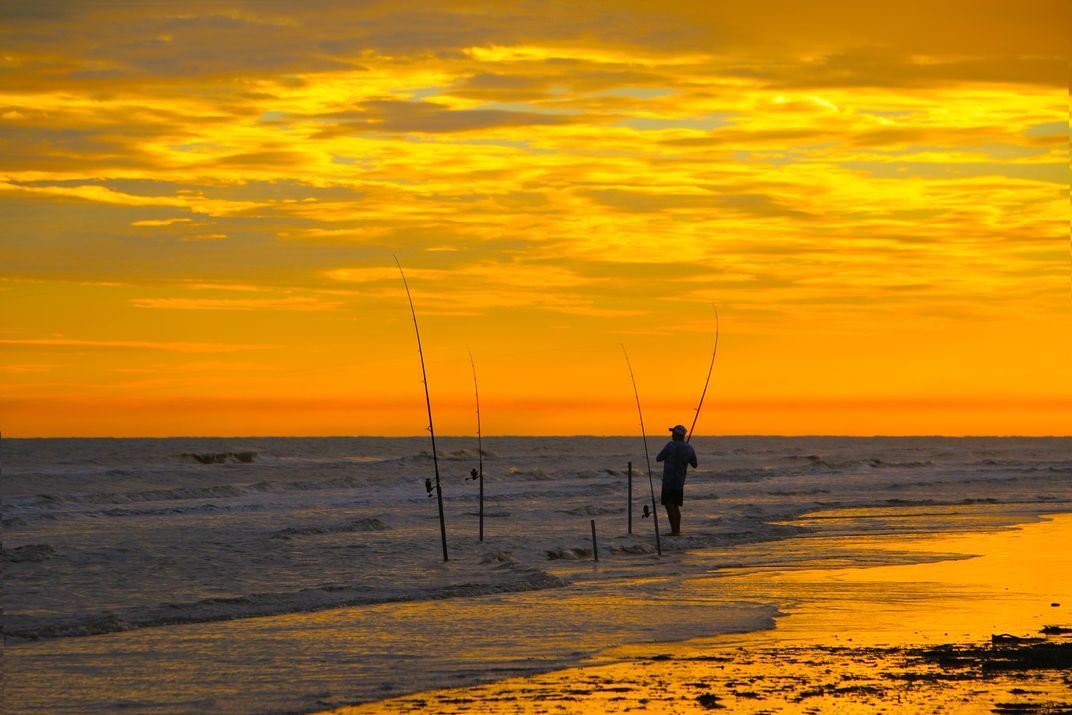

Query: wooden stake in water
[[621, 345, 662, 556], [591, 519, 599, 562], [395, 256, 448, 563], [627, 461, 633, 534], [468, 348, 484, 542]]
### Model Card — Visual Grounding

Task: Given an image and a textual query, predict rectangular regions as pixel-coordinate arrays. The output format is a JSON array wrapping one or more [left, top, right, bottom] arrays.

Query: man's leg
[[665, 504, 681, 536]]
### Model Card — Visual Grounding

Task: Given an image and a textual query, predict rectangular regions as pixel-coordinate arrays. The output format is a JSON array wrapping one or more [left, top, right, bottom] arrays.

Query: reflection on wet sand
[[332, 514, 1072, 714]]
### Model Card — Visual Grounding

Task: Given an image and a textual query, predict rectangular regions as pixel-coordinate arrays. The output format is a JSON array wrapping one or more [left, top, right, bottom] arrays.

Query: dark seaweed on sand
[[696, 692, 724, 709], [912, 641, 1072, 671]]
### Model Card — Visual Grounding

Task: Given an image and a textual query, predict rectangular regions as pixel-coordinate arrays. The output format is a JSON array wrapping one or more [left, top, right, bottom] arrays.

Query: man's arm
[[656, 443, 670, 462], [688, 445, 698, 468]]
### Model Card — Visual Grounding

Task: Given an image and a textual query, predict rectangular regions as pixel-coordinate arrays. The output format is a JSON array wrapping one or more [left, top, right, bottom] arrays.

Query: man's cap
[[670, 424, 687, 435]]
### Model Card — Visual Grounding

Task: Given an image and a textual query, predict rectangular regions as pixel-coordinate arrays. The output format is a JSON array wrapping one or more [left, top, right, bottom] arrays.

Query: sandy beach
[[327, 514, 1072, 714]]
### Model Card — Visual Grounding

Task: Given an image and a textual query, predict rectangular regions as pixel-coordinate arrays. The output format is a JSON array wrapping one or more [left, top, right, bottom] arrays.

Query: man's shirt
[[656, 440, 698, 489]]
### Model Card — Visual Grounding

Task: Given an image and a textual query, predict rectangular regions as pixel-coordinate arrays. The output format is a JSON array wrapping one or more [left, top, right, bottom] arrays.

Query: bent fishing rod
[[687, 305, 719, 444], [467, 347, 485, 542], [621, 345, 661, 556], [395, 255, 449, 562]]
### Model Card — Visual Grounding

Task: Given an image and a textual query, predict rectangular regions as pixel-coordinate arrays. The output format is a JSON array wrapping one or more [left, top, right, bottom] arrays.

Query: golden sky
[[2, 0, 1069, 437]]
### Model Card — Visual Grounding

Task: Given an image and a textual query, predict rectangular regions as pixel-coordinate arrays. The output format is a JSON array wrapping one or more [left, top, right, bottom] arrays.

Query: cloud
[[447, 66, 671, 103], [0, 338, 269, 353], [211, 149, 316, 168], [450, 72, 552, 101], [583, 188, 814, 219], [659, 127, 841, 149], [3, 1, 1064, 95], [130, 296, 343, 311], [325, 266, 434, 284], [846, 126, 1021, 148], [180, 233, 229, 241], [0, 180, 264, 216], [0, 363, 54, 373], [328, 259, 598, 290], [545, 304, 648, 318], [303, 99, 578, 136], [131, 218, 193, 227], [1, 180, 188, 207], [322, 259, 618, 317], [185, 282, 267, 292], [763, 51, 1067, 89]]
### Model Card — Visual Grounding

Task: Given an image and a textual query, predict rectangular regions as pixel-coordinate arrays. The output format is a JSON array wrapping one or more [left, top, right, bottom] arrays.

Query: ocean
[[3, 435, 1070, 714]]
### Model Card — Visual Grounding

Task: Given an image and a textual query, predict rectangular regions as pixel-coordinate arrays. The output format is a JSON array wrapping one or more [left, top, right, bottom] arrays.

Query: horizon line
[[5, 433, 1070, 440]]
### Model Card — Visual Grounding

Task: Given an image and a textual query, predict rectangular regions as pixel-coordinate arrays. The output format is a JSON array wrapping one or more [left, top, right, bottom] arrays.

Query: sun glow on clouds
[[1, 0, 1068, 437]]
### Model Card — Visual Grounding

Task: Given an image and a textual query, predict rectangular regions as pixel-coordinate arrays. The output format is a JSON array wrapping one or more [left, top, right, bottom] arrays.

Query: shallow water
[[344, 514, 1072, 715], [3, 436, 1071, 713]]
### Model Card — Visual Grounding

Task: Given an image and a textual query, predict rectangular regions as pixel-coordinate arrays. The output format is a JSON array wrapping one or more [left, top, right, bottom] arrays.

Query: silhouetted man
[[656, 424, 697, 536]]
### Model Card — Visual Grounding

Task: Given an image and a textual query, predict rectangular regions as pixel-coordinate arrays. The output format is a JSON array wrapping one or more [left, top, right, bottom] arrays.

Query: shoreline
[[326, 513, 1072, 714]]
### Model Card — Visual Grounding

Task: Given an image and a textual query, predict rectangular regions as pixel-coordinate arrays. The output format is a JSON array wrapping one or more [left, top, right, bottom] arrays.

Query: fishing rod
[[621, 345, 661, 556], [394, 255, 449, 562], [687, 305, 719, 444], [467, 347, 484, 542]]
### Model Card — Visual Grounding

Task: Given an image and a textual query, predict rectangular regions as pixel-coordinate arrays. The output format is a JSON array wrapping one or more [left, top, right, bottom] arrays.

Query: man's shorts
[[661, 484, 683, 507]]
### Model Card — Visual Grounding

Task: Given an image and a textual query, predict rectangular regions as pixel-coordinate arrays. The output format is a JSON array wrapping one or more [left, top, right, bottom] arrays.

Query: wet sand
[[326, 513, 1072, 714]]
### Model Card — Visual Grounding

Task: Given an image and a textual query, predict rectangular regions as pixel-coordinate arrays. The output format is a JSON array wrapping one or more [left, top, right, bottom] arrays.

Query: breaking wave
[[1, 544, 57, 563], [271, 517, 390, 539], [560, 505, 625, 516], [179, 452, 257, 464], [784, 455, 934, 470], [402, 448, 498, 462], [4, 567, 567, 642]]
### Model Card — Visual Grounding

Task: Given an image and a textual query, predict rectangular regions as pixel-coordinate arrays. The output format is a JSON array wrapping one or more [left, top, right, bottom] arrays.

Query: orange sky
[[1, 1, 1069, 437]]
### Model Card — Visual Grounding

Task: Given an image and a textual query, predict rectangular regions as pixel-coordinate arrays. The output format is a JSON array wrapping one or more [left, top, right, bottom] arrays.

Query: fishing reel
[[466, 468, 479, 481], [424, 478, 435, 497], [643, 504, 651, 519]]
